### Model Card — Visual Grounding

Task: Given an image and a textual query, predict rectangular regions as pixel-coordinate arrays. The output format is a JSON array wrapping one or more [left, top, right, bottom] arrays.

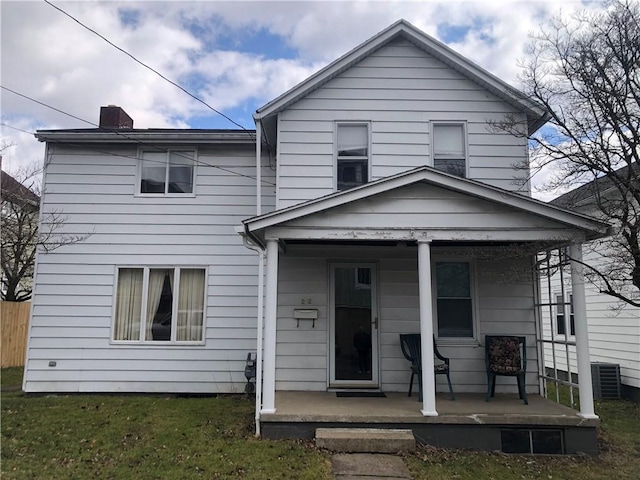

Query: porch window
[[435, 262, 474, 338], [140, 150, 195, 194], [433, 123, 466, 177], [113, 267, 206, 343], [337, 123, 369, 190], [555, 293, 575, 336]]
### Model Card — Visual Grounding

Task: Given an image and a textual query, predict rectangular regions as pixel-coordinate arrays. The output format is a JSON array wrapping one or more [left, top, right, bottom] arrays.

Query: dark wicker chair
[[399, 333, 455, 401], [485, 335, 528, 405]]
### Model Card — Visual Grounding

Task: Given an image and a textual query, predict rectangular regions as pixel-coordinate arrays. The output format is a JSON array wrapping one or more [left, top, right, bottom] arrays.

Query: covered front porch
[[241, 167, 610, 453]]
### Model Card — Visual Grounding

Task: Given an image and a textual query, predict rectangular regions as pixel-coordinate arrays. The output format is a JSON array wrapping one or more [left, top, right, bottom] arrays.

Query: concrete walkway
[[332, 454, 412, 479]]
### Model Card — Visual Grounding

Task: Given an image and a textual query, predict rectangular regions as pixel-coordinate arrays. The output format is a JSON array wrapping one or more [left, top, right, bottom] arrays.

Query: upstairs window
[[337, 123, 369, 191], [140, 150, 195, 194], [433, 123, 466, 177]]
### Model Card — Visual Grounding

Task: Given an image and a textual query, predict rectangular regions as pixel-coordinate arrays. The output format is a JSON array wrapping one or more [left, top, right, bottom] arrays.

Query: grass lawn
[[3, 369, 639, 479], [1, 369, 331, 479]]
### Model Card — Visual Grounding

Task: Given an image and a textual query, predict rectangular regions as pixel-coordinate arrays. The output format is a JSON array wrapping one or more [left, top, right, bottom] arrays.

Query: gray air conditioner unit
[[591, 362, 621, 400]]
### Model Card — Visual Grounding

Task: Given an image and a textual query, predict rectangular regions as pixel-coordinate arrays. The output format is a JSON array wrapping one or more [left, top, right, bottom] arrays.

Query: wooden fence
[[1, 302, 31, 367]]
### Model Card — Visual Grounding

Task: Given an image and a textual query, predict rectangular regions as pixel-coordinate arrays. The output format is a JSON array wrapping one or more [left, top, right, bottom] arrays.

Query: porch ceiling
[[261, 392, 599, 428]]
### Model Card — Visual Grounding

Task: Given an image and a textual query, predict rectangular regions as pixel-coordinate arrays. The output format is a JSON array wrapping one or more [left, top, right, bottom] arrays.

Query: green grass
[[405, 386, 640, 480], [1, 369, 331, 479], [1, 367, 24, 388], [3, 368, 639, 479]]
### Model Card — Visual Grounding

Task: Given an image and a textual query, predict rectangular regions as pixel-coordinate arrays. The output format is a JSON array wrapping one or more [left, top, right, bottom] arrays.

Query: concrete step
[[315, 427, 416, 453]]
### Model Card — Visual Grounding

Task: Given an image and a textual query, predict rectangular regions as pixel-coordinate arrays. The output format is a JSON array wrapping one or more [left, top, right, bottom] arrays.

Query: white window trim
[[430, 121, 469, 178], [334, 121, 372, 191], [553, 291, 575, 340], [136, 147, 198, 197], [431, 257, 480, 345], [110, 265, 208, 345]]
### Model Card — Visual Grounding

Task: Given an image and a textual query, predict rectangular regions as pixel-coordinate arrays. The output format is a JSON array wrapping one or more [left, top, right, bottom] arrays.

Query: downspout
[[253, 119, 264, 436]]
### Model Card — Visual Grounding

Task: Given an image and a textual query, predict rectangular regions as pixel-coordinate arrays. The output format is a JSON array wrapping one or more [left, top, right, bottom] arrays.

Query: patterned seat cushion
[[488, 337, 523, 374], [434, 362, 449, 372]]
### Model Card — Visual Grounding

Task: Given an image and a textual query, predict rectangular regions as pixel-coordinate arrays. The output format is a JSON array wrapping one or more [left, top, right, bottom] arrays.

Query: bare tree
[[493, 0, 640, 306], [1, 162, 90, 302]]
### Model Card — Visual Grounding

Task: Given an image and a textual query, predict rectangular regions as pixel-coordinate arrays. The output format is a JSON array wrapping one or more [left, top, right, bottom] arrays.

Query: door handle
[[372, 317, 378, 330]]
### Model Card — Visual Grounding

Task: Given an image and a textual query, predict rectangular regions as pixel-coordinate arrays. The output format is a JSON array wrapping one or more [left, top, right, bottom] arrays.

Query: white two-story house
[[26, 20, 610, 454]]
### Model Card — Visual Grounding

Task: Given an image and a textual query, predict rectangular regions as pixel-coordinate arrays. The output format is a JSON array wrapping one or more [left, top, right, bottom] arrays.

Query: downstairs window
[[113, 267, 206, 343]]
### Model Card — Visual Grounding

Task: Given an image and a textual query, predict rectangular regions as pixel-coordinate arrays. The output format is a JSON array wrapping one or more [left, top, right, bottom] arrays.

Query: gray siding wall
[[276, 38, 529, 209], [276, 244, 539, 393], [25, 144, 274, 393]]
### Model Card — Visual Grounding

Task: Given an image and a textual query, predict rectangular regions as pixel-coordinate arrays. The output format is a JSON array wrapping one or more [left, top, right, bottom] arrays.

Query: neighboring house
[[25, 21, 611, 453], [541, 164, 640, 402], [1, 168, 41, 301]]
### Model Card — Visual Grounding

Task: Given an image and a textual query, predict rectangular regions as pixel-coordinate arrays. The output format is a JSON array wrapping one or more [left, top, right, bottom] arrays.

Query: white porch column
[[418, 239, 438, 416], [262, 238, 279, 414], [570, 242, 598, 419]]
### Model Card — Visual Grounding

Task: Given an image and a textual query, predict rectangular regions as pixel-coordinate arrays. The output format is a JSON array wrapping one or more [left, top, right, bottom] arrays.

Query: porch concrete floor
[[261, 392, 599, 427]]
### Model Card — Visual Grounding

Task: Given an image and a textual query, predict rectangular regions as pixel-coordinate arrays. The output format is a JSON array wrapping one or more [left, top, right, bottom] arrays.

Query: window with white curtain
[[140, 150, 195, 194], [113, 267, 206, 343], [432, 123, 466, 177], [337, 123, 369, 190]]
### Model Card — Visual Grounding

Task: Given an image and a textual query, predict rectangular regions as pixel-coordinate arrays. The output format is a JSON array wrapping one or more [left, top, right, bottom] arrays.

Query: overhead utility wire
[[1, 121, 274, 186], [43, 0, 255, 141], [0, 90, 274, 186]]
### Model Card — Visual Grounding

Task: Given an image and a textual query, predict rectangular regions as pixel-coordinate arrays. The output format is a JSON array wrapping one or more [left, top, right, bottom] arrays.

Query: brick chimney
[[99, 105, 134, 129]]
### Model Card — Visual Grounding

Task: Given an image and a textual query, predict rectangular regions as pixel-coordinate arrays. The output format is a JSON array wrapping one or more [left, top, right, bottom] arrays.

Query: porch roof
[[243, 166, 610, 244]]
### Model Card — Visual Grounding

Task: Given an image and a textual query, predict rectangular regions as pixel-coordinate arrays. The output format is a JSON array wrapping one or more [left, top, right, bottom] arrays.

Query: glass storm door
[[329, 263, 379, 387]]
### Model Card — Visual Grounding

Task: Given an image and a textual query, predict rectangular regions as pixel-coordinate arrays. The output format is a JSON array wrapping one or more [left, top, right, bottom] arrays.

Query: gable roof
[[1, 170, 40, 209], [551, 162, 639, 209], [244, 166, 609, 240], [255, 19, 550, 133]]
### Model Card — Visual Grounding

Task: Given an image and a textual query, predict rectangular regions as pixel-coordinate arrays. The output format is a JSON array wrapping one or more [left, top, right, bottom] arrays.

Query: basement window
[[501, 429, 564, 454]]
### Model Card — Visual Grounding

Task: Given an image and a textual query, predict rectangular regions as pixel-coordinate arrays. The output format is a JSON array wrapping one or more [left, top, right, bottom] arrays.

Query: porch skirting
[[260, 392, 599, 455]]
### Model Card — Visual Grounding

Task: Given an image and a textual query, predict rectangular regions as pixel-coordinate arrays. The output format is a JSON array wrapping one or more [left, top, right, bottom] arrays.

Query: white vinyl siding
[[275, 244, 538, 394], [24, 145, 275, 393], [276, 38, 529, 208]]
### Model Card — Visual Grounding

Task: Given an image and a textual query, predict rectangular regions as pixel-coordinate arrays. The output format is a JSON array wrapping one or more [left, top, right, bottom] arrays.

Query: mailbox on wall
[[293, 308, 318, 328]]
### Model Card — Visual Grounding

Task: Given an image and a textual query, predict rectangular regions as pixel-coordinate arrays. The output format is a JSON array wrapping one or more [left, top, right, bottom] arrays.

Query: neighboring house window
[[432, 123, 466, 177], [435, 261, 474, 338], [555, 293, 575, 336], [140, 150, 195, 194], [336, 123, 369, 190], [113, 267, 206, 343]]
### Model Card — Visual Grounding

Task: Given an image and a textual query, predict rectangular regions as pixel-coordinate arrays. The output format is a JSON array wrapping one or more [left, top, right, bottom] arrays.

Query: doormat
[[336, 391, 386, 398]]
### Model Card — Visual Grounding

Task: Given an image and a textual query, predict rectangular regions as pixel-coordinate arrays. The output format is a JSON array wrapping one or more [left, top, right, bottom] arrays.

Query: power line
[[0, 114, 274, 186], [43, 0, 255, 141]]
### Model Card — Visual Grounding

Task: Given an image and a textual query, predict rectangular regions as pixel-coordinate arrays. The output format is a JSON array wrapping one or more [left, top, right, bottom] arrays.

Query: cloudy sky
[[1, 0, 601, 197]]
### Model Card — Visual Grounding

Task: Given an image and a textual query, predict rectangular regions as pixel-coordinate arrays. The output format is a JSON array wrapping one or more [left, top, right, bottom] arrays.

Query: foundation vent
[[591, 362, 621, 400]]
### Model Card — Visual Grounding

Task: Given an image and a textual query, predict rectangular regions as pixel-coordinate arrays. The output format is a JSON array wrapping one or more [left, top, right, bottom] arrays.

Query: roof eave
[[34, 130, 256, 144]]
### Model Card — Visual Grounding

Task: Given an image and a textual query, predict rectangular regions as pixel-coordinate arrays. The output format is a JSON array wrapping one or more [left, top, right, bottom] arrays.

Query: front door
[[329, 263, 379, 388]]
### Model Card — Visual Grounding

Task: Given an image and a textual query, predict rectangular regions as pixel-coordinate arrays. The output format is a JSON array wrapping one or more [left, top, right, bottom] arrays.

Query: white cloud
[[1, 0, 604, 183]]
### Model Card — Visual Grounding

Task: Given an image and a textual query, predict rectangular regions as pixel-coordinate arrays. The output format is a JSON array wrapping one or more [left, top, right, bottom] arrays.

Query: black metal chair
[[399, 333, 455, 401], [485, 335, 528, 405]]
